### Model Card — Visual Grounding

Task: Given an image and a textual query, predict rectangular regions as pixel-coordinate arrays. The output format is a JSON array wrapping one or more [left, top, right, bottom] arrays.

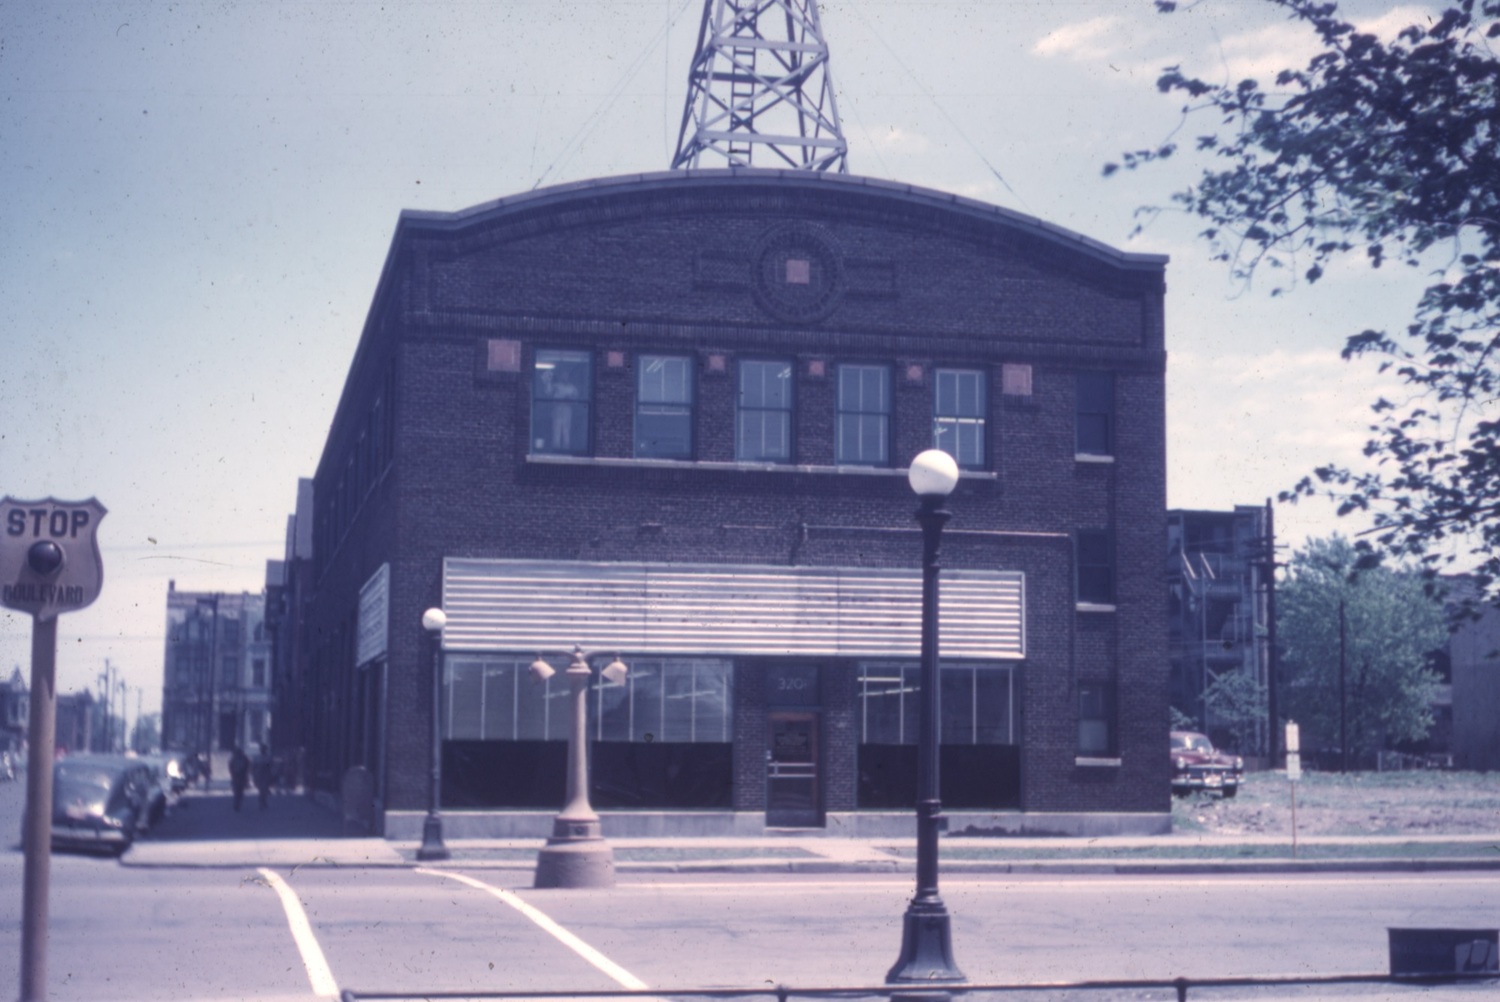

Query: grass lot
[[1173, 769, 1500, 837]]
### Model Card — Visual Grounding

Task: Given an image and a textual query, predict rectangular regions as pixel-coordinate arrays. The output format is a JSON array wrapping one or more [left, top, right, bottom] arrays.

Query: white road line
[[417, 868, 650, 990], [257, 866, 340, 999]]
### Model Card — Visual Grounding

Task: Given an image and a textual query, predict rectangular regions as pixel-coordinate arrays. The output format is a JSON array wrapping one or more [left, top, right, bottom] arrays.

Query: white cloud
[[1033, 16, 1125, 62], [1166, 347, 1388, 544], [1179, 4, 1440, 86]]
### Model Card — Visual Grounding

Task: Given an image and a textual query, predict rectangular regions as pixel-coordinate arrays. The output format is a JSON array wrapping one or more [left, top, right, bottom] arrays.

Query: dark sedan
[[50, 754, 155, 854], [1170, 730, 1244, 798]]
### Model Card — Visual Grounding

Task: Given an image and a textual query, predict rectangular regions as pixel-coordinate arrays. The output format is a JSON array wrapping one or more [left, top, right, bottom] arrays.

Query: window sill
[[527, 454, 999, 480], [1075, 602, 1117, 614], [1075, 453, 1115, 464], [1075, 756, 1122, 768]]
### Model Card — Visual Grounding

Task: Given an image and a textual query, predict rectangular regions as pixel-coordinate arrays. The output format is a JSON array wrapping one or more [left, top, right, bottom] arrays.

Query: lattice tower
[[672, 0, 849, 172]]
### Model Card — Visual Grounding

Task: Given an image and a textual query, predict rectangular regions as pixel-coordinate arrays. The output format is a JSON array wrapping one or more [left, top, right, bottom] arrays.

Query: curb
[[118, 847, 1500, 875]]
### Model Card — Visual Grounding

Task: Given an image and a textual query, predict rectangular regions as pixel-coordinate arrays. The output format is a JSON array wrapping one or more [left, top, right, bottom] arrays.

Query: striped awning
[[440, 558, 1024, 660]]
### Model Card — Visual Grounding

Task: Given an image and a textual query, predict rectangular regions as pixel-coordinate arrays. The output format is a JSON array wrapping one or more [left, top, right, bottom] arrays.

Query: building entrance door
[[766, 711, 821, 827]]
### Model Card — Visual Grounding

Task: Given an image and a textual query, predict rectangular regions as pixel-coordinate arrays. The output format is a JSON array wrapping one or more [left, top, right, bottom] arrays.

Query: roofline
[[322, 169, 1165, 485], [393, 168, 1168, 271]]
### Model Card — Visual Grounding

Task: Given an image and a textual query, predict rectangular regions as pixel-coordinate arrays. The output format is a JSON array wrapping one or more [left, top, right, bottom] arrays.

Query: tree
[[1277, 536, 1446, 765], [1202, 669, 1268, 754], [1110, 1, 1500, 602]]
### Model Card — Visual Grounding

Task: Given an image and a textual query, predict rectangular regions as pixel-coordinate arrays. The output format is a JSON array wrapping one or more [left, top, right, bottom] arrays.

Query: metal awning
[[439, 558, 1024, 660]]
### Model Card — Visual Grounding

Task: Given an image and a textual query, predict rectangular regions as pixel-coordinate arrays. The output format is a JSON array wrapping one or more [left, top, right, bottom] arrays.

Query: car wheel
[[1220, 785, 1238, 799]]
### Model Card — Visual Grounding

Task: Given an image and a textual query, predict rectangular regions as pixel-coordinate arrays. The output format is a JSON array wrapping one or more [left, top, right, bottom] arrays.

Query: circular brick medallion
[[751, 223, 844, 324]]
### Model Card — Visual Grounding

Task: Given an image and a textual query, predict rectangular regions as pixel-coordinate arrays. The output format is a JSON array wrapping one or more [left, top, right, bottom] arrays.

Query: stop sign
[[0, 497, 107, 621]]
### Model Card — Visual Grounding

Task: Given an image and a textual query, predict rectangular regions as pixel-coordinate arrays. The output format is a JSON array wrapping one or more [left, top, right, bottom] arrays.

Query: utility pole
[[1339, 598, 1348, 773], [1264, 499, 1281, 765]]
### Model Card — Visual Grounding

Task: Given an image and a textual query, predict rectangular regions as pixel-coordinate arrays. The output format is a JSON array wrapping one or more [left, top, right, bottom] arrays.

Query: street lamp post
[[418, 607, 450, 861], [530, 647, 627, 889], [887, 449, 966, 995]]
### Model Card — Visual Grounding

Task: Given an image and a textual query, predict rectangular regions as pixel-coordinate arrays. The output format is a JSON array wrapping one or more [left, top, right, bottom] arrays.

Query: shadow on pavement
[[147, 783, 345, 842]]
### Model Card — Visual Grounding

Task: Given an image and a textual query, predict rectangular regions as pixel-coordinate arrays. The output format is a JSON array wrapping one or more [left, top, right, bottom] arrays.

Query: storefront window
[[444, 656, 731, 744], [443, 655, 732, 810], [858, 662, 1019, 809], [594, 659, 731, 743], [860, 663, 1012, 745]]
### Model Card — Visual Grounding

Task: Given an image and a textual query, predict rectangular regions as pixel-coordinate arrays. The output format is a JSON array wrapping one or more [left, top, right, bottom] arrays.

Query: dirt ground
[[1174, 769, 1500, 837]]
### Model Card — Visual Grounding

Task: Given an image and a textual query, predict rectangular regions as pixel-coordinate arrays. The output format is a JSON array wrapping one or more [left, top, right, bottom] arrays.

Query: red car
[[1170, 731, 1244, 798]]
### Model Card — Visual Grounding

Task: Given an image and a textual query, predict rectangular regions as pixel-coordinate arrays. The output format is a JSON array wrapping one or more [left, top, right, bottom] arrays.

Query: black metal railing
[[341, 971, 1498, 1002]]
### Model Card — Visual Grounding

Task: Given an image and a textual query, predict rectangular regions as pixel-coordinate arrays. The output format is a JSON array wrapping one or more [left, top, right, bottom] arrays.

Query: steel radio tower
[[672, 0, 849, 172]]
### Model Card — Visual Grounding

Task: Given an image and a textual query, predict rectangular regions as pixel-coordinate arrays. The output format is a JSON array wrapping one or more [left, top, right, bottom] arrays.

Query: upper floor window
[[1076, 528, 1116, 606], [933, 368, 986, 468], [737, 359, 793, 462], [636, 354, 695, 459], [836, 364, 891, 465], [532, 349, 593, 455], [1076, 371, 1114, 456]]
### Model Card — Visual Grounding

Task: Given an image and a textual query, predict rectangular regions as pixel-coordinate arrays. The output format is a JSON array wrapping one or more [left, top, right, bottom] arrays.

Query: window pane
[[860, 667, 907, 744], [516, 671, 557, 740], [741, 360, 792, 409], [974, 669, 1012, 744], [1077, 529, 1115, 604], [533, 350, 592, 455], [737, 410, 791, 461], [934, 369, 986, 468], [639, 355, 692, 404], [628, 661, 664, 742], [662, 665, 698, 742], [637, 407, 693, 458], [637, 356, 693, 459], [738, 361, 793, 461], [482, 662, 519, 741], [940, 668, 972, 744], [837, 365, 890, 465], [446, 659, 484, 740], [1076, 371, 1114, 455], [1078, 682, 1116, 755]]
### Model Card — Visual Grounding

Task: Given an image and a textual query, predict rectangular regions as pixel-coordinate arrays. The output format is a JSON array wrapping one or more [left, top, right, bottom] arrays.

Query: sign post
[[2, 497, 107, 1002]]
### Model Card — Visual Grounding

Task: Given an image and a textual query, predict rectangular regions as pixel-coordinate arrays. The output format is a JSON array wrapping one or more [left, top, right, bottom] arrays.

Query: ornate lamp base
[[533, 816, 616, 888], [887, 906, 965, 999]]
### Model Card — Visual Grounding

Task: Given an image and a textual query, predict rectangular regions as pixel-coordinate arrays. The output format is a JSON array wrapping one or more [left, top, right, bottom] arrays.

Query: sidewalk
[[120, 784, 1500, 874]]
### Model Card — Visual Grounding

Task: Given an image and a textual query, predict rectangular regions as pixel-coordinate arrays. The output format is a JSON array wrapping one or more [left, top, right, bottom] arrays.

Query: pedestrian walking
[[252, 743, 274, 810], [228, 746, 250, 811]]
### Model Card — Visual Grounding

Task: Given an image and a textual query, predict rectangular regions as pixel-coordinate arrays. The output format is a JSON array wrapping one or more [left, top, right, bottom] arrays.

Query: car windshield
[[54, 763, 117, 791], [1172, 734, 1214, 753]]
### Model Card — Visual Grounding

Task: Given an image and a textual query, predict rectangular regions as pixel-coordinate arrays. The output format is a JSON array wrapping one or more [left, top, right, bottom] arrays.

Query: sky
[[0, 0, 1439, 721]]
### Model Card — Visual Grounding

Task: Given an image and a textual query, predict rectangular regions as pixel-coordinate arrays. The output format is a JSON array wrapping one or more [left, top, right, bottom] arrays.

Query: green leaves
[[1121, 0, 1500, 605], [1279, 537, 1448, 760]]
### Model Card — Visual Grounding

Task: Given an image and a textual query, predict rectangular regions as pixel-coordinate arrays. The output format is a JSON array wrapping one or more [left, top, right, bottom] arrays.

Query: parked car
[[49, 754, 156, 854], [1170, 731, 1244, 798]]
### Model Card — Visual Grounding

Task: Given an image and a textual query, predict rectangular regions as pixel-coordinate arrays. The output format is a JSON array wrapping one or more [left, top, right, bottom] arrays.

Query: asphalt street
[[2, 777, 1497, 1002]]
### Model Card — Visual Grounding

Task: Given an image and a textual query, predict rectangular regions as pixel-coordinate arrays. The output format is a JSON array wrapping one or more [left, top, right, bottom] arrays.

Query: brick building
[[160, 585, 273, 761], [294, 169, 1171, 836]]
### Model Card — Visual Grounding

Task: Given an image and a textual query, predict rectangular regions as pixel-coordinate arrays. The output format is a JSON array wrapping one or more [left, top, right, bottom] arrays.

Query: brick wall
[[302, 171, 1170, 817]]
